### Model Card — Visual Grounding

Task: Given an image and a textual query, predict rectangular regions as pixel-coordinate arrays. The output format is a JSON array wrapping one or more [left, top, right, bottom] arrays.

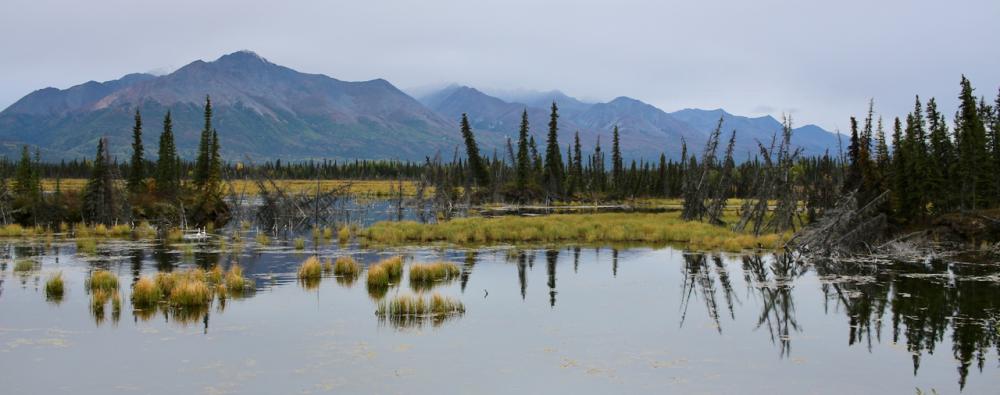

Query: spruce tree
[[13, 145, 39, 200], [925, 98, 955, 213], [127, 109, 145, 194], [954, 76, 990, 209], [515, 110, 531, 189], [194, 95, 213, 189], [459, 114, 488, 187], [572, 132, 583, 192], [156, 111, 179, 198], [529, 135, 542, 180], [82, 138, 117, 224], [611, 125, 623, 186], [846, 117, 861, 190], [543, 102, 564, 196]]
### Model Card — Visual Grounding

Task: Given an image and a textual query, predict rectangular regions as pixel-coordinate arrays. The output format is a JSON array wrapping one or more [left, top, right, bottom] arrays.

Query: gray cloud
[[1, 0, 998, 131]]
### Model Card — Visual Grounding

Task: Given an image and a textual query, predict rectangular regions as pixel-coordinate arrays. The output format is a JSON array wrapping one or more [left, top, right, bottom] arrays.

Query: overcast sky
[[2, 0, 998, 131]]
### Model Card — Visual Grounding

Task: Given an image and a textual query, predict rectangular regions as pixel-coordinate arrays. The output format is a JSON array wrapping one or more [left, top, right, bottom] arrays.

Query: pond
[[0, 236, 998, 394]]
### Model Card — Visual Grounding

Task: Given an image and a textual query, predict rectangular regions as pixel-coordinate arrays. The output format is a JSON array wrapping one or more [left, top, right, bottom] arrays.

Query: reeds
[[76, 238, 97, 254], [131, 276, 161, 308], [375, 293, 465, 327], [362, 212, 784, 252], [87, 270, 119, 292], [225, 265, 249, 293], [13, 259, 36, 272], [333, 256, 361, 277], [45, 272, 64, 301], [169, 278, 212, 307], [298, 256, 323, 280], [338, 225, 351, 244], [408, 262, 460, 284], [294, 237, 306, 250], [366, 256, 405, 297]]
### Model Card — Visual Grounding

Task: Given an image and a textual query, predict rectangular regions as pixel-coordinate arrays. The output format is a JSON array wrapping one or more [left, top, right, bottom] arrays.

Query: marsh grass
[[366, 256, 405, 297], [131, 277, 161, 308], [323, 226, 334, 239], [255, 233, 270, 248], [338, 225, 351, 244], [225, 265, 250, 294], [45, 272, 64, 302], [375, 293, 465, 327], [333, 256, 361, 277], [207, 265, 224, 285], [363, 212, 784, 252], [408, 262, 460, 290], [298, 256, 323, 280], [87, 270, 119, 292], [294, 237, 306, 250], [14, 259, 36, 273], [169, 278, 212, 307], [76, 238, 98, 254]]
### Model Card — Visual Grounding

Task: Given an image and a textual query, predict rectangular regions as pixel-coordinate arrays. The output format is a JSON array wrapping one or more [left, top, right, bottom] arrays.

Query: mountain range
[[0, 50, 843, 162]]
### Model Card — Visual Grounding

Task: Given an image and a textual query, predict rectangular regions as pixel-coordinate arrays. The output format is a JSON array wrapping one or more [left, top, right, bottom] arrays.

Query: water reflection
[[4, 237, 1000, 391]]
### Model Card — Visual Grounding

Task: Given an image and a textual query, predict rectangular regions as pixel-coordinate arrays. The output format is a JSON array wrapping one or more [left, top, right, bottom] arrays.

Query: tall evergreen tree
[[156, 111, 179, 198], [82, 138, 118, 224], [459, 113, 489, 187], [925, 98, 955, 213], [515, 109, 531, 189], [611, 125, 623, 186], [954, 76, 990, 209], [846, 117, 862, 190], [13, 145, 39, 200], [543, 102, 564, 195], [127, 109, 145, 194], [194, 95, 213, 188]]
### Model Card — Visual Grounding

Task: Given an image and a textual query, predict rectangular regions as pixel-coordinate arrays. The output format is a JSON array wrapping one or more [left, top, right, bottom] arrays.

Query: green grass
[[363, 212, 783, 252], [87, 270, 119, 292], [76, 238, 98, 254], [45, 272, 64, 301], [298, 256, 323, 280], [409, 262, 460, 288]]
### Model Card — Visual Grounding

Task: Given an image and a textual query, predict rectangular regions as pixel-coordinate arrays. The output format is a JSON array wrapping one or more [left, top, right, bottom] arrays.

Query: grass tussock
[[87, 270, 119, 292], [363, 212, 784, 252], [375, 293, 465, 327], [338, 225, 351, 244], [76, 238, 97, 254], [298, 256, 323, 280], [294, 237, 306, 250], [131, 277, 162, 308], [408, 262, 460, 286], [14, 259, 36, 272], [366, 256, 405, 296], [333, 256, 361, 277], [225, 265, 250, 293], [255, 233, 270, 247], [45, 272, 64, 301], [169, 278, 212, 307]]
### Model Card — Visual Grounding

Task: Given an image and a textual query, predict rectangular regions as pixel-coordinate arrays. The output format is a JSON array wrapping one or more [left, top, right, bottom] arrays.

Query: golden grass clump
[[88, 270, 119, 292], [409, 262, 460, 286], [166, 228, 184, 242], [207, 265, 224, 284], [298, 256, 323, 280], [322, 226, 334, 239], [338, 225, 351, 244], [294, 237, 306, 250], [225, 265, 248, 292], [131, 276, 161, 308], [333, 256, 361, 277], [45, 272, 64, 300], [375, 293, 465, 327], [169, 278, 212, 307], [366, 255, 405, 292]]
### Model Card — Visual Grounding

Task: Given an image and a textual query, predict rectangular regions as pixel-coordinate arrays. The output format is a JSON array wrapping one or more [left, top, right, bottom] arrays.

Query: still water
[[1, 237, 998, 394]]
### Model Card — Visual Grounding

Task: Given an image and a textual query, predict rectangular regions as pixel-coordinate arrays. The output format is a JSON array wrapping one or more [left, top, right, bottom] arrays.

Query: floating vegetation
[[14, 259, 37, 272], [366, 255, 404, 298], [338, 225, 351, 244], [255, 233, 270, 247], [131, 276, 162, 308], [76, 238, 97, 254], [375, 293, 465, 328], [298, 256, 323, 280], [45, 272, 64, 302], [409, 262, 460, 283], [87, 270, 119, 292], [169, 277, 212, 307], [294, 237, 306, 250], [363, 212, 783, 252]]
